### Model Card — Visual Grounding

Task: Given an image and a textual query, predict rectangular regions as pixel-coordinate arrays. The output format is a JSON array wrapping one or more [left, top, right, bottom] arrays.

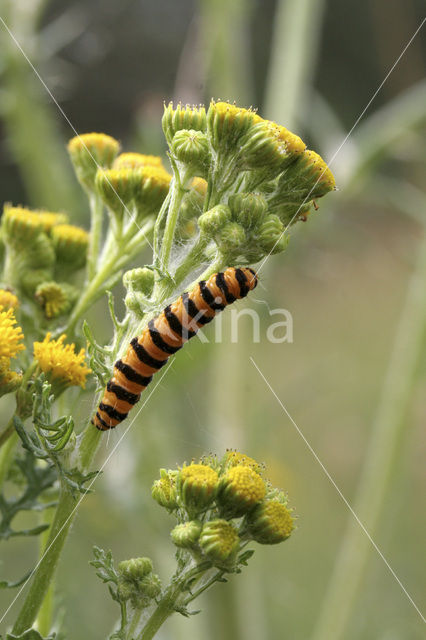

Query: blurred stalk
[[312, 225, 426, 640], [264, 0, 326, 129], [35, 503, 56, 636], [197, 0, 254, 105], [0, 0, 81, 212]]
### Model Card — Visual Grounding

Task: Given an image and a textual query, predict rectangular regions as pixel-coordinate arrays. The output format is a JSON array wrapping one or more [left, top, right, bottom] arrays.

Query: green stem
[[0, 430, 18, 488], [159, 179, 186, 271], [35, 503, 57, 635], [12, 486, 77, 634], [312, 230, 426, 640], [264, 0, 326, 129], [87, 192, 104, 281]]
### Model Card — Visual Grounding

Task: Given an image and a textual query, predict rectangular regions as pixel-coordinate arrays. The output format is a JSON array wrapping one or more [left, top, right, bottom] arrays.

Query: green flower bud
[[217, 222, 246, 254], [95, 168, 136, 217], [51, 224, 89, 270], [207, 101, 262, 152], [257, 214, 288, 255], [133, 166, 172, 217], [198, 205, 232, 236], [170, 520, 202, 549], [228, 192, 267, 229], [178, 463, 219, 515], [163, 102, 207, 145], [118, 557, 153, 581], [171, 129, 210, 177], [35, 282, 78, 319], [68, 132, 120, 190], [151, 469, 179, 510], [199, 520, 240, 568], [223, 450, 264, 475], [117, 557, 162, 606], [277, 149, 336, 200], [245, 499, 295, 544], [239, 120, 305, 173], [217, 465, 266, 517], [2, 205, 67, 247], [123, 267, 155, 297]]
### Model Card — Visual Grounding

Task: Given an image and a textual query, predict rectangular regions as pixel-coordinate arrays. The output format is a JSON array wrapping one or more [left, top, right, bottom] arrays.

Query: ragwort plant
[[0, 100, 335, 638]]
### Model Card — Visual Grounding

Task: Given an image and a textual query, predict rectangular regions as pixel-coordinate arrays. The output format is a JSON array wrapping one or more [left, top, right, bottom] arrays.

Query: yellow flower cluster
[[0, 306, 25, 362], [33, 333, 91, 388], [0, 289, 19, 310]]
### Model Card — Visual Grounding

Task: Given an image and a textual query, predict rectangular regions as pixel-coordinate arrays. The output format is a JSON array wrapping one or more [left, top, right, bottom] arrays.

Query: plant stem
[[312, 230, 426, 640], [159, 179, 186, 271], [0, 430, 18, 488], [35, 503, 57, 635], [12, 486, 77, 634], [264, 0, 326, 129], [87, 192, 104, 281]]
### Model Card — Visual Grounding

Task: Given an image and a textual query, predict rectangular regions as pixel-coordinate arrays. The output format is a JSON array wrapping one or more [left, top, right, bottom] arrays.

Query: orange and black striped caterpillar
[[93, 267, 258, 430]]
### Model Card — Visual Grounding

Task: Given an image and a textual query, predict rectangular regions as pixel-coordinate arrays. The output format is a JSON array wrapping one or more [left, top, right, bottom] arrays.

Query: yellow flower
[[224, 450, 263, 475], [68, 133, 120, 188], [246, 500, 295, 544], [35, 282, 76, 319], [51, 224, 89, 268], [302, 149, 336, 192], [3, 205, 68, 240], [179, 463, 219, 513], [217, 465, 266, 516], [113, 153, 164, 170], [0, 306, 25, 360], [0, 289, 19, 310], [207, 100, 262, 150], [133, 166, 172, 214], [162, 102, 207, 144], [199, 519, 240, 566], [33, 333, 91, 388], [191, 177, 208, 196]]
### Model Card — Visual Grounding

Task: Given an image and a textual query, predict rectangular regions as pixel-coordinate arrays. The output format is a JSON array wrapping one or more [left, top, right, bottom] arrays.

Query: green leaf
[[90, 546, 118, 586]]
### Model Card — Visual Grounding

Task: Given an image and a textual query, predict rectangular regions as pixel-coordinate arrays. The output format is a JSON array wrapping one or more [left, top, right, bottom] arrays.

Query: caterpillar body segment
[[93, 267, 258, 430]]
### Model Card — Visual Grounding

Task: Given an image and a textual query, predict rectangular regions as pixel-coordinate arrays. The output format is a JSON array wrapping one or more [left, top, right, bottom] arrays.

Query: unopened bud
[[228, 192, 267, 229], [163, 102, 207, 145], [178, 463, 218, 515], [151, 469, 178, 510], [258, 214, 288, 255], [51, 224, 89, 270], [207, 101, 262, 151], [68, 133, 120, 190], [133, 166, 172, 217], [35, 282, 78, 319], [217, 465, 266, 517], [198, 205, 232, 236], [113, 152, 164, 170], [217, 222, 246, 254], [199, 520, 240, 568], [170, 520, 202, 549], [245, 499, 295, 544], [240, 121, 305, 173], [171, 129, 210, 177], [95, 168, 136, 216]]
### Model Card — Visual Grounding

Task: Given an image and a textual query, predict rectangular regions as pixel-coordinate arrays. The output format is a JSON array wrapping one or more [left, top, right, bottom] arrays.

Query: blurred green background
[[0, 0, 425, 638]]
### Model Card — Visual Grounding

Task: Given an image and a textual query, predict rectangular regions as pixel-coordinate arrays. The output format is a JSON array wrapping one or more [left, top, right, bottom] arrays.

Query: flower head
[[0, 306, 25, 360], [199, 519, 240, 567], [133, 166, 172, 215], [68, 132, 120, 189], [179, 463, 219, 514], [113, 153, 164, 170], [170, 520, 202, 549], [0, 289, 19, 310], [35, 282, 77, 319], [217, 465, 266, 516], [2, 205, 68, 244], [224, 450, 263, 475], [207, 100, 262, 151], [33, 333, 91, 389], [151, 469, 179, 510], [246, 499, 295, 544], [162, 102, 207, 144], [51, 224, 89, 269]]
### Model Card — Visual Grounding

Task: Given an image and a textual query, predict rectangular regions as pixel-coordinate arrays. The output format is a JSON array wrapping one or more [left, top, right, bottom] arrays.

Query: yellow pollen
[[51, 224, 89, 245], [4, 206, 68, 232], [180, 464, 218, 489], [0, 289, 19, 310], [225, 450, 263, 474], [0, 306, 25, 359], [67, 132, 119, 155], [263, 501, 294, 538], [225, 466, 265, 504], [304, 150, 336, 188], [33, 333, 91, 388], [114, 153, 164, 170]]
